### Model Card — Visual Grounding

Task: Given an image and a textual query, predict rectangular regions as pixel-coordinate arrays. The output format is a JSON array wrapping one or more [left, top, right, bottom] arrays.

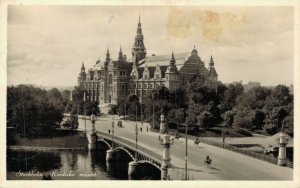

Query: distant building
[[77, 17, 219, 104], [244, 81, 261, 91]]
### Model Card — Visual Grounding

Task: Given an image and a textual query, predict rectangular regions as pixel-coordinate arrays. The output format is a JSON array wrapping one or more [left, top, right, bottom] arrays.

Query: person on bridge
[[108, 129, 111, 134], [194, 137, 199, 147], [205, 155, 212, 167], [140, 127, 142, 132]]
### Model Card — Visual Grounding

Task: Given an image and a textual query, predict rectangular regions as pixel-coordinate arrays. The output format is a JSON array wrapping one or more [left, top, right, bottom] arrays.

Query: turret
[[208, 54, 218, 81], [104, 48, 110, 69], [132, 16, 146, 66], [165, 52, 179, 74], [78, 62, 87, 87], [165, 52, 179, 90], [106, 48, 110, 61], [118, 46, 124, 61]]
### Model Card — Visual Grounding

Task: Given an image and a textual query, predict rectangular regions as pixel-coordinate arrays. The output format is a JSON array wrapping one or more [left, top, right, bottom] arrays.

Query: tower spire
[[106, 47, 110, 61], [132, 15, 146, 66], [118, 45, 123, 60], [209, 53, 214, 68], [208, 54, 218, 79], [170, 51, 176, 65]]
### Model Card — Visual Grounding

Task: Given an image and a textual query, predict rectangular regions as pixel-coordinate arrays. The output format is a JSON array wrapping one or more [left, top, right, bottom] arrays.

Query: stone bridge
[[94, 131, 163, 179]]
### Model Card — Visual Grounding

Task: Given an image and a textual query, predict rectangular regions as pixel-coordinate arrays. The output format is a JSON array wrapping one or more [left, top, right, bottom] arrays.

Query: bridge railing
[[96, 131, 162, 164], [170, 132, 278, 165]]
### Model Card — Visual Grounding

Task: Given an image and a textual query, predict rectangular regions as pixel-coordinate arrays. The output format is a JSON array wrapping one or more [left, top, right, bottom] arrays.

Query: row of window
[[86, 82, 168, 90], [132, 74, 161, 80], [133, 83, 164, 89]]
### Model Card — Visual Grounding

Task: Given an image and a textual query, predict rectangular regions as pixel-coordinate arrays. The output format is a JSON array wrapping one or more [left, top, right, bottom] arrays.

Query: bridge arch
[[114, 146, 135, 161], [97, 139, 112, 150], [138, 160, 161, 170]]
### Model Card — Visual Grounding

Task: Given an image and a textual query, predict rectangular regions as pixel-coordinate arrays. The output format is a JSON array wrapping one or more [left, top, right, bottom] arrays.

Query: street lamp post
[[159, 108, 166, 134], [158, 111, 174, 180], [112, 116, 115, 149], [87, 108, 97, 150], [128, 102, 140, 180], [152, 93, 155, 129], [135, 103, 138, 160], [184, 121, 188, 180], [124, 100, 126, 121], [140, 99, 143, 127], [83, 91, 86, 132], [277, 132, 289, 166]]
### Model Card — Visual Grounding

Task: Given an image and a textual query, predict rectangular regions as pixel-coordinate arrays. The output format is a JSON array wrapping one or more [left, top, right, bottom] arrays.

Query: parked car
[[117, 121, 123, 127]]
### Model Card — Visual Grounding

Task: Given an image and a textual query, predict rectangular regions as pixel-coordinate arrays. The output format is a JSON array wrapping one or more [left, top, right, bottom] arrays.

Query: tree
[[222, 110, 237, 127], [282, 115, 293, 136], [126, 94, 141, 119], [220, 83, 244, 111], [264, 107, 288, 134], [197, 111, 213, 129], [264, 85, 293, 112], [167, 108, 186, 124], [263, 85, 293, 135], [232, 112, 251, 131], [236, 86, 272, 111], [7, 85, 63, 137], [186, 83, 222, 129], [249, 109, 265, 130]]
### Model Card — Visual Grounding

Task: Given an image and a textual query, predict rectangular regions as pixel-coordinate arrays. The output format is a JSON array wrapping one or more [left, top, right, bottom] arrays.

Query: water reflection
[[7, 148, 160, 180], [7, 149, 115, 180], [7, 149, 62, 173]]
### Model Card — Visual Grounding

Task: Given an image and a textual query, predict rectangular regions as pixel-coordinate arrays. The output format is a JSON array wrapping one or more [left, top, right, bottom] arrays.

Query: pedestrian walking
[[194, 137, 199, 147], [108, 129, 111, 134], [146, 126, 148, 132]]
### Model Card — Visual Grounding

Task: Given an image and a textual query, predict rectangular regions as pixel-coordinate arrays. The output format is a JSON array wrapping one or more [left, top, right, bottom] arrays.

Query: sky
[[7, 5, 294, 86]]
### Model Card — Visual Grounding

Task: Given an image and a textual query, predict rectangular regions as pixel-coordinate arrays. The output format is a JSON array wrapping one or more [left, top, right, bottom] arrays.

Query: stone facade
[[77, 17, 219, 105]]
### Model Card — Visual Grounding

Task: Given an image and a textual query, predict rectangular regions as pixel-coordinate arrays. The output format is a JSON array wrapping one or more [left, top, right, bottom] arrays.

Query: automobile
[[117, 121, 123, 127]]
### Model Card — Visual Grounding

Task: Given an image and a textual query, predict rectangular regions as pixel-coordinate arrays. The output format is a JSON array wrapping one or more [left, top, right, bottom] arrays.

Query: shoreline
[[7, 145, 87, 151], [8, 129, 88, 151]]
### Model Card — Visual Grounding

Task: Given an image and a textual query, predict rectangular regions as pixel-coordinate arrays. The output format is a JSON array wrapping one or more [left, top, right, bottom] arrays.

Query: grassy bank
[[10, 129, 88, 148]]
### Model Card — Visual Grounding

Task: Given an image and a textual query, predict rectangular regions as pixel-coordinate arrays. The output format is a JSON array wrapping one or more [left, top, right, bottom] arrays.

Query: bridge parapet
[[96, 131, 162, 169]]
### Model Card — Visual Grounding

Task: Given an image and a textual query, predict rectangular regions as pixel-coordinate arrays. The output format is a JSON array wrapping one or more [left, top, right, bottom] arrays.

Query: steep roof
[[90, 60, 105, 71], [208, 68, 218, 76], [138, 52, 190, 70]]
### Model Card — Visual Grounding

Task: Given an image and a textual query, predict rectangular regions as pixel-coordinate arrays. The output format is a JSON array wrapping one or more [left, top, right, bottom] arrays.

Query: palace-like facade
[[77, 17, 219, 104]]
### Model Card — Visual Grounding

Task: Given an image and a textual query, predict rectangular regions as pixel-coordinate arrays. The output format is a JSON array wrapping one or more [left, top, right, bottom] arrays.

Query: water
[[7, 149, 122, 180], [7, 116, 161, 180], [7, 148, 161, 180]]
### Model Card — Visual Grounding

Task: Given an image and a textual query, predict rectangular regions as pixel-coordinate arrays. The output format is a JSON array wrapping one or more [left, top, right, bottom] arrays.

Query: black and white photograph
[[0, 0, 299, 187]]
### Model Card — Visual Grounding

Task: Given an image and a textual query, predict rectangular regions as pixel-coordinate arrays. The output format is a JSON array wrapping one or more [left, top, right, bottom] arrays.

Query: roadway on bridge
[[78, 115, 292, 180]]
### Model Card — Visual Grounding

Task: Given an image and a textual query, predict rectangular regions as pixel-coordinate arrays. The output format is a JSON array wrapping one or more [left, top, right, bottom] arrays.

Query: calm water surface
[[7, 149, 129, 180]]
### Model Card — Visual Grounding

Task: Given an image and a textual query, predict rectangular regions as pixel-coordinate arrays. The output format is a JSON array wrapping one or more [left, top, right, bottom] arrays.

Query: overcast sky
[[7, 6, 294, 86]]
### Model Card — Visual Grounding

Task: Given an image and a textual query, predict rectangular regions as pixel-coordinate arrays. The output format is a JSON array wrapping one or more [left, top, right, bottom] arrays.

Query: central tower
[[132, 16, 146, 66]]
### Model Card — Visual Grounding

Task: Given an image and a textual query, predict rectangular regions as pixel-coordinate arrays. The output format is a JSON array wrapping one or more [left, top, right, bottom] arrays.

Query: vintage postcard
[[0, 0, 299, 188]]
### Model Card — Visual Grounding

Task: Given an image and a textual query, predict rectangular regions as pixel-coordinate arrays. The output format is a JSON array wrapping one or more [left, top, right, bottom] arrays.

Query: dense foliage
[[63, 86, 100, 116], [7, 85, 64, 137], [113, 81, 293, 136]]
